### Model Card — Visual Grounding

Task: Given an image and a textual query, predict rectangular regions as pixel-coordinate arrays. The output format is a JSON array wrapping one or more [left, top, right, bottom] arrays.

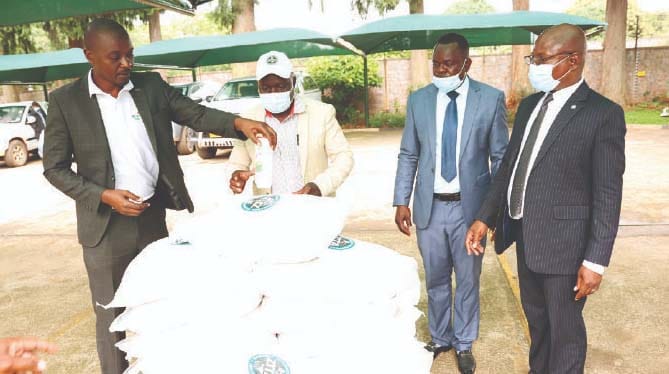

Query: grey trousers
[[513, 219, 587, 374], [82, 203, 167, 374], [416, 199, 483, 351]]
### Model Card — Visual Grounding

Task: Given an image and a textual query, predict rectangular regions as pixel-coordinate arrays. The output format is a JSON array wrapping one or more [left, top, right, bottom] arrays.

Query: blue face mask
[[432, 60, 467, 92]]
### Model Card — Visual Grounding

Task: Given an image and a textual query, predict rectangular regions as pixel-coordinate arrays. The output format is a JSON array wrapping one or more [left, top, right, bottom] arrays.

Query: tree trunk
[[68, 38, 84, 49], [510, 0, 531, 106], [231, 0, 256, 78], [601, 0, 628, 105], [409, 0, 428, 92], [149, 11, 163, 42]]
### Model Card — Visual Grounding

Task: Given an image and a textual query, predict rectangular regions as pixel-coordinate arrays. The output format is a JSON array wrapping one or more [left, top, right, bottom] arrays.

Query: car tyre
[[176, 126, 196, 155], [196, 145, 217, 159], [5, 139, 28, 167]]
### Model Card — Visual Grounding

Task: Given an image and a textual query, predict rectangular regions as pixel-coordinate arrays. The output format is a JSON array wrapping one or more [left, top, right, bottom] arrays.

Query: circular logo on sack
[[328, 235, 355, 250], [248, 354, 290, 374], [241, 195, 280, 212]]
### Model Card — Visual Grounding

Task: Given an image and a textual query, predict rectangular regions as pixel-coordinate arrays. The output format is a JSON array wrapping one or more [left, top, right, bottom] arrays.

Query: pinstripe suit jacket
[[476, 82, 626, 275]]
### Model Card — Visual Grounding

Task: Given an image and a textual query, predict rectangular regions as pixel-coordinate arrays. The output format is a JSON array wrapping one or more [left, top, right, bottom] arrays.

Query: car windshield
[[214, 80, 259, 100], [0, 106, 25, 123]]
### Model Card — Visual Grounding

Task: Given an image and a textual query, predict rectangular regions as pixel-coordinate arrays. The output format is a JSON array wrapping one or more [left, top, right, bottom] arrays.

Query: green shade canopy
[[340, 11, 606, 54], [0, 0, 212, 26], [0, 28, 348, 84], [134, 28, 349, 68], [0, 48, 89, 84]]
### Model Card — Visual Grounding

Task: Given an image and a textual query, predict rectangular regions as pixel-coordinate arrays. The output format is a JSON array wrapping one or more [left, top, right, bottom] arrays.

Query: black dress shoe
[[456, 349, 476, 373], [424, 341, 452, 359], [432, 345, 452, 359]]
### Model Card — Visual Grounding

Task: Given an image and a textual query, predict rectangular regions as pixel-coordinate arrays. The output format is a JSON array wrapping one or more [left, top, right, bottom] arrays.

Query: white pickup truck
[[0, 101, 47, 167]]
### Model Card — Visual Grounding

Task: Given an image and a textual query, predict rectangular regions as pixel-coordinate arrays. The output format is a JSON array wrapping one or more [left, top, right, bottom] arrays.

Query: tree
[[408, 0, 429, 91], [43, 10, 153, 49], [211, 0, 257, 77], [566, 0, 668, 39], [510, 0, 531, 106], [445, 0, 494, 14], [350, 0, 430, 92], [601, 0, 628, 105], [149, 10, 163, 42], [307, 56, 381, 124]]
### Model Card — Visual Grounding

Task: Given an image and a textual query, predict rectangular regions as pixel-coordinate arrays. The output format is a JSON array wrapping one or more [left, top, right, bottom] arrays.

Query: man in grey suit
[[42, 19, 276, 374], [466, 24, 626, 373], [393, 33, 508, 373]]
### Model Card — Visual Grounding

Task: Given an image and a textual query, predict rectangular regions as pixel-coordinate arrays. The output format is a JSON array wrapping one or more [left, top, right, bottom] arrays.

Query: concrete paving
[[1, 127, 667, 373]]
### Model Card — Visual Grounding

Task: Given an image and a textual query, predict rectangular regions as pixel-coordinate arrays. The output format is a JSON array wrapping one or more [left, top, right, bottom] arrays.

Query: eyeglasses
[[524, 52, 576, 65]]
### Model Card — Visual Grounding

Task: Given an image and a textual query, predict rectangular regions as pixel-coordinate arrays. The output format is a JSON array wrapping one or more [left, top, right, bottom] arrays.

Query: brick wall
[[3, 46, 666, 110], [371, 46, 669, 113]]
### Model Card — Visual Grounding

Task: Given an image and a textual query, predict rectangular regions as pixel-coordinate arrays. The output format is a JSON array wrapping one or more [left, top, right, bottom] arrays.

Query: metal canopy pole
[[363, 55, 369, 127], [191, 68, 197, 82], [42, 84, 48, 101]]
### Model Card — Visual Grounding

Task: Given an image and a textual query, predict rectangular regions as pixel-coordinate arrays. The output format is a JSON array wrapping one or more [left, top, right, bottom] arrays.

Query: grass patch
[[625, 107, 668, 125]]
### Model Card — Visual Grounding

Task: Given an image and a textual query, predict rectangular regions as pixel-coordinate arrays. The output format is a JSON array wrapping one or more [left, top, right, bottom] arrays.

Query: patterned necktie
[[509, 92, 554, 217], [441, 90, 459, 182]]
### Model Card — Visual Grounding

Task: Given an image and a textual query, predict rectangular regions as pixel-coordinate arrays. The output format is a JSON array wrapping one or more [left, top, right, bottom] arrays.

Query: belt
[[433, 192, 460, 201]]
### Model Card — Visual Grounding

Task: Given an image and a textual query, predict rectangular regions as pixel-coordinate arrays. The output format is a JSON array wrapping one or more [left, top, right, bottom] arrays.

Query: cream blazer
[[228, 97, 354, 196]]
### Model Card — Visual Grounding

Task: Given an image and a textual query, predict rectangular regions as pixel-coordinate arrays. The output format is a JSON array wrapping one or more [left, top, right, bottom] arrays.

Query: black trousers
[[512, 219, 587, 374], [82, 200, 167, 374]]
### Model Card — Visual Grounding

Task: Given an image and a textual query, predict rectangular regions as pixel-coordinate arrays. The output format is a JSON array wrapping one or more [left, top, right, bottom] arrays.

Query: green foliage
[[445, 0, 495, 15], [0, 25, 35, 54], [351, 0, 401, 18], [128, 11, 229, 46], [209, 0, 238, 28], [42, 10, 153, 47], [567, 0, 669, 40], [307, 55, 381, 124], [369, 110, 405, 128]]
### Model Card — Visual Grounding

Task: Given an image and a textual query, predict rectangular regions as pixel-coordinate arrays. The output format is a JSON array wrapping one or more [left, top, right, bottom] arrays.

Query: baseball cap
[[256, 51, 293, 81]]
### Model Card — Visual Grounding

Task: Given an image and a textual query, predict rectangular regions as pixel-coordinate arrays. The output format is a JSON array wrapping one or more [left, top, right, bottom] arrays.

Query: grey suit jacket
[[43, 72, 245, 247], [393, 78, 509, 230], [476, 82, 626, 275]]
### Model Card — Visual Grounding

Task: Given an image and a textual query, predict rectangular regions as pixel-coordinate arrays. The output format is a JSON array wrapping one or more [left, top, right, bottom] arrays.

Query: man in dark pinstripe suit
[[465, 24, 626, 373]]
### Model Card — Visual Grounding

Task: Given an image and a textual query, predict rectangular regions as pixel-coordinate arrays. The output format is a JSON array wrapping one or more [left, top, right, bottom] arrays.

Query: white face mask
[[259, 90, 293, 114], [432, 60, 467, 92], [528, 55, 572, 92]]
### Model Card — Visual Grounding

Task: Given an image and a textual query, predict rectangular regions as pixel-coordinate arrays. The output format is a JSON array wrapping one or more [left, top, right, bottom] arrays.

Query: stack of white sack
[[106, 194, 432, 374]]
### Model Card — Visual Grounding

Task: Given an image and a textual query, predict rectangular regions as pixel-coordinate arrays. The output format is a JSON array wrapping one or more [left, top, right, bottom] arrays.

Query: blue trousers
[[416, 199, 483, 351]]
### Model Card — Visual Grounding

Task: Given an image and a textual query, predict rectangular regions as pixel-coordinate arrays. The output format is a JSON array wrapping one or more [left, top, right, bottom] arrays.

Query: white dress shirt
[[88, 71, 159, 201], [434, 76, 469, 193], [507, 78, 604, 274], [264, 98, 305, 194]]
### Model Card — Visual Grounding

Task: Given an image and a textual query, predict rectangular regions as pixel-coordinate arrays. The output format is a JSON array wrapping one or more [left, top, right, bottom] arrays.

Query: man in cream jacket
[[228, 51, 353, 197]]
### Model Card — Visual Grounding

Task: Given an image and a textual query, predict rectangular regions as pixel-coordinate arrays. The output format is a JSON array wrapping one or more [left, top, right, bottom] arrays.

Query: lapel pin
[[571, 105, 577, 109]]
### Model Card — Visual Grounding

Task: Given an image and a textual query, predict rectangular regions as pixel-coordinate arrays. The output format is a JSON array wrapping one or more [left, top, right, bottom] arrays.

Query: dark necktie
[[441, 91, 459, 182], [509, 92, 554, 217]]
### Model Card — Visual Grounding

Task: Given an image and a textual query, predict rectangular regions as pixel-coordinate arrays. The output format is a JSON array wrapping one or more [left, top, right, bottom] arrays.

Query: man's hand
[[100, 189, 149, 216], [293, 182, 321, 196], [574, 265, 603, 301], [394, 206, 412, 236], [234, 118, 277, 149], [229, 170, 254, 194], [466, 220, 489, 256], [0, 337, 57, 374]]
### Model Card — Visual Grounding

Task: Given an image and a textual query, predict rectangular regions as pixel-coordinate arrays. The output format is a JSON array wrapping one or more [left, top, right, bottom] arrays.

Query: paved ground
[[1, 127, 667, 373]]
